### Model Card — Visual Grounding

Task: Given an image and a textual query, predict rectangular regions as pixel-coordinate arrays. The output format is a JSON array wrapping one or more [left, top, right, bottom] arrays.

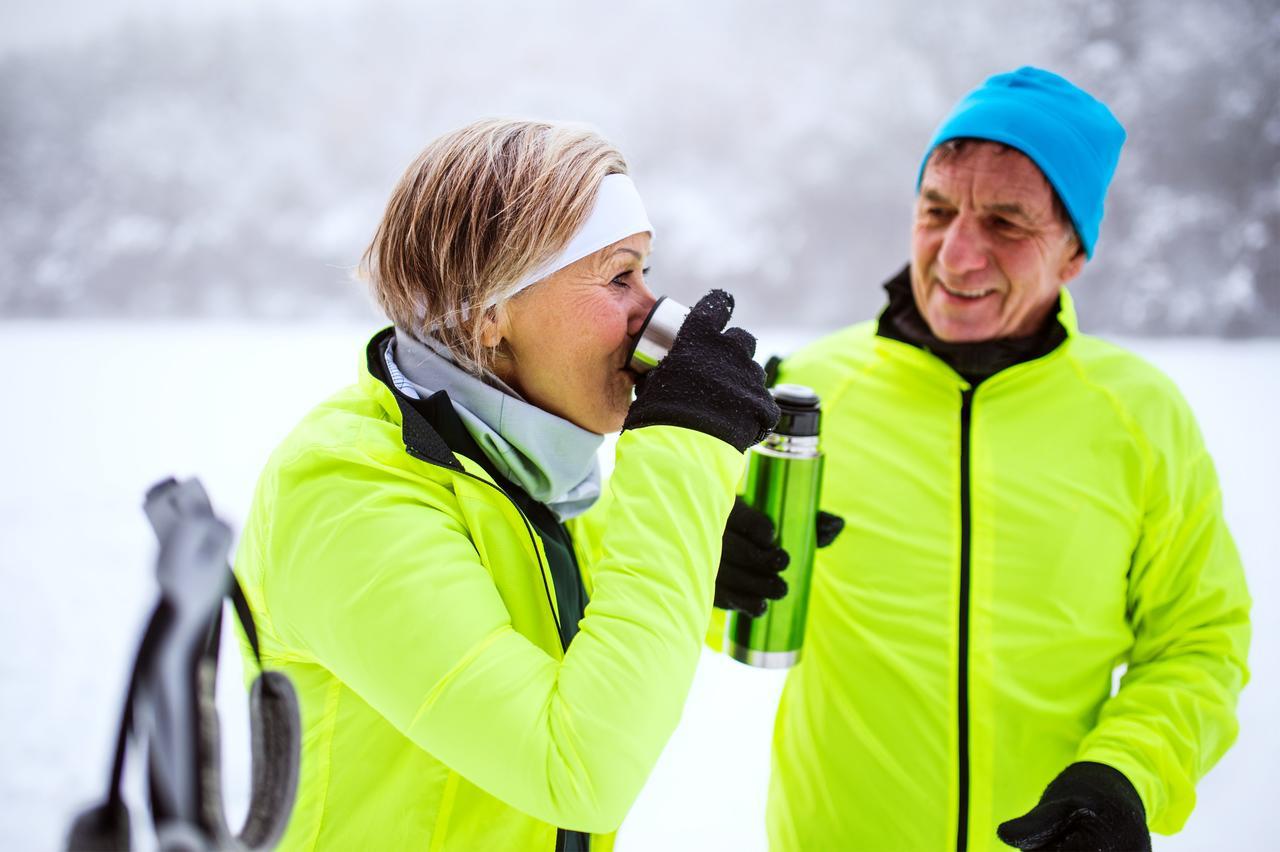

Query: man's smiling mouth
[[938, 279, 997, 300]]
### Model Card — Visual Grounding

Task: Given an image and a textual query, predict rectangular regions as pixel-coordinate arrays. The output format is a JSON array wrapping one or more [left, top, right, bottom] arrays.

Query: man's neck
[[875, 264, 1068, 385]]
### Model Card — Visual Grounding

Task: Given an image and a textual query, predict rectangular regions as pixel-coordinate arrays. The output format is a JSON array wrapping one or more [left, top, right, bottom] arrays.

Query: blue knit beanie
[[916, 66, 1126, 258]]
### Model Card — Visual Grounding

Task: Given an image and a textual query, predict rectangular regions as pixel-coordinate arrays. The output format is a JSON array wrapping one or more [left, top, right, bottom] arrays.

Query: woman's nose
[[626, 279, 659, 337], [938, 214, 990, 275]]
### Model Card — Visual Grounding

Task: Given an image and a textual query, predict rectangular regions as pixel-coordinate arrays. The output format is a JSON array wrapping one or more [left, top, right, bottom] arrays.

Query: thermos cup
[[628, 296, 690, 373], [726, 384, 824, 668]]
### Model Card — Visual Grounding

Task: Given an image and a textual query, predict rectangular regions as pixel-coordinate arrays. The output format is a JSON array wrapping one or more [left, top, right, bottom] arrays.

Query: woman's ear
[[477, 303, 509, 349]]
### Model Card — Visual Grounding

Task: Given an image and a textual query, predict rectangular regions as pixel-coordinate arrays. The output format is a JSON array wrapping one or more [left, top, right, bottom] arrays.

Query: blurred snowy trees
[[0, 0, 1275, 334]]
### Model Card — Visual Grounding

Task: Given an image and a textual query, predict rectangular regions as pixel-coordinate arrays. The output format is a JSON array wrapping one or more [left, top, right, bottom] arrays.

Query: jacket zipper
[[408, 447, 574, 851], [471, 468, 581, 844], [956, 387, 974, 852], [385, 346, 578, 851]]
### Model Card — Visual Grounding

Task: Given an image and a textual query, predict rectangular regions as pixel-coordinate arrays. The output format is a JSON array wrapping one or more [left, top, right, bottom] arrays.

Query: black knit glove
[[623, 289, 780, 452], [715, 496, 845, 615], [998, 762, 1151, 851]]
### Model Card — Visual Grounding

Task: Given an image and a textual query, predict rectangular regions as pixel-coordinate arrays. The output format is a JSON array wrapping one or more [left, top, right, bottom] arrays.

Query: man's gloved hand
[[997, 762, 1151, 852], [715, 496, 846, 615], [623, 289, 780, 453]]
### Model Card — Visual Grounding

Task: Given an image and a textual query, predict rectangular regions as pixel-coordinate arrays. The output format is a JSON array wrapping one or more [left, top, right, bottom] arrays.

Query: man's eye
[[924, 207, 952, 220]]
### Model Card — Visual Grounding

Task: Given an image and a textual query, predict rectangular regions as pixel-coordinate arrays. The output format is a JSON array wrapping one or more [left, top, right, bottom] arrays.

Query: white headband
[[492, 172, 654, 307], [421, 173, 653, 331]]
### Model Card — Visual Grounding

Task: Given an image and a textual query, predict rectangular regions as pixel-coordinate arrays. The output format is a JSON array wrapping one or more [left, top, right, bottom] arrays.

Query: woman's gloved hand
[[623, 289, 780, 452], [715, 497, 845, 616], [997, 762, 1151, 851]]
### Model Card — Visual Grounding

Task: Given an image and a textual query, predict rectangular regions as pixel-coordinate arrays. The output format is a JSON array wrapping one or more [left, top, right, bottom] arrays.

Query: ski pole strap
[[229, 576, 262, 666], [202, 575, 262, 676]]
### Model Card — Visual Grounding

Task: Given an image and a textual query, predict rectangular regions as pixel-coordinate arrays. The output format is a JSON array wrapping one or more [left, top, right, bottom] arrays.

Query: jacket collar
[[362, 327, 466, 472], [875, 264, 1076, 384]]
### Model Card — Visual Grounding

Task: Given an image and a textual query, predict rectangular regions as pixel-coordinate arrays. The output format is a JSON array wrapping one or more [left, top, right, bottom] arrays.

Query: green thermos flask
[[726, 384, 824, 668]]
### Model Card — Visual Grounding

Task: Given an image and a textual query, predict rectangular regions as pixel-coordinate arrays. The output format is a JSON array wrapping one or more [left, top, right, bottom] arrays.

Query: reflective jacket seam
[[409, 626, 512, 730], [307, 678, 343, 851], [428, 771, 462, 852]]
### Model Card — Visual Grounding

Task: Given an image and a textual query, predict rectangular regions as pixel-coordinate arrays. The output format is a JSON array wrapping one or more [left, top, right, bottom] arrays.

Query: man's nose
[[938, 214, 989, 275]]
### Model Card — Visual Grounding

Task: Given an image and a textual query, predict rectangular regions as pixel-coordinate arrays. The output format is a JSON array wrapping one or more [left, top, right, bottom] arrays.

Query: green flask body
[[726, 385, 823, 668]]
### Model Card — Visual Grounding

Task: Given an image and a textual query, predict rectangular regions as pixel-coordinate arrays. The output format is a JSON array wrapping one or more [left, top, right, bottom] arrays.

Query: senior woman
[[232, 118, 778, 850]]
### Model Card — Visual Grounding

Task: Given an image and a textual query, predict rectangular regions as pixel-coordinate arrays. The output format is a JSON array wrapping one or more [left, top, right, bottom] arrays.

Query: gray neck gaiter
[[385, 328, 604, 520]]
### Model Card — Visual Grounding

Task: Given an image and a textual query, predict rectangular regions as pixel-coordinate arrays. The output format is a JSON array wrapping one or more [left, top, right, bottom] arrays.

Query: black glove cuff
[[1047, 762, 1146, 824], [999, 761, 1149, 852]]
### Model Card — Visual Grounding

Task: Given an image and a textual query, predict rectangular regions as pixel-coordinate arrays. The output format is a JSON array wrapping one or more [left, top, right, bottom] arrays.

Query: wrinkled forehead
[[921, 142, 1059, 214]]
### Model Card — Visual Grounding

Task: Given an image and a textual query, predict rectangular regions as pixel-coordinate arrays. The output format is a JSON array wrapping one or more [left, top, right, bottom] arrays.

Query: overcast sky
[[4, 0, 1275, 333]]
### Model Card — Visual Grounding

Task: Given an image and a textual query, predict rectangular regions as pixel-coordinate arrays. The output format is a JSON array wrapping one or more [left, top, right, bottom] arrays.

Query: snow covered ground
[[1, 322, 1275, 850]]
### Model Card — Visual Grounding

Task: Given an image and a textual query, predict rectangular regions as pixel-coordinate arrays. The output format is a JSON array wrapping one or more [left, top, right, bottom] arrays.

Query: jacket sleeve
[[1076, 393, 1251, 834], [264, 425, 743, 833], [576, 485, 734, 655]]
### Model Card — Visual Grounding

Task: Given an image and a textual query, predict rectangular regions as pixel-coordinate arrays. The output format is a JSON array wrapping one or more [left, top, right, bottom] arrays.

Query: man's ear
[[1059, 240, 1087, 285]]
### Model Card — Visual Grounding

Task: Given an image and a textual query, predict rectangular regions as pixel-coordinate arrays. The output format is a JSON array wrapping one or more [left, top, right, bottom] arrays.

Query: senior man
[[715, 67, 1251, 850]]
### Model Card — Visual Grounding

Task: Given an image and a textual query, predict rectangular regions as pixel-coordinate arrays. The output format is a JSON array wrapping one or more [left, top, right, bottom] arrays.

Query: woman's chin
[[556, 375, 633, 434], [586, 405, 627, 435], [595, 375, 636, 433], [560, 400, 626, 435]]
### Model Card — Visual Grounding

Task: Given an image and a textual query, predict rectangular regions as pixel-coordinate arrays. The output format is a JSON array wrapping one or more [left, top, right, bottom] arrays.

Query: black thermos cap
[[771, 383, 821, 437]]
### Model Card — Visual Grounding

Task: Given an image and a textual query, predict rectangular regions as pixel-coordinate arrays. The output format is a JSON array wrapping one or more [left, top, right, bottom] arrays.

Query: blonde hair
[[360, 118, 628, 374]]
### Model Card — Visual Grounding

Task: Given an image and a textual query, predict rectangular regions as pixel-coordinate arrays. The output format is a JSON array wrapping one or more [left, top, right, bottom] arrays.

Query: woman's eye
[[611, 266, 648, 288]]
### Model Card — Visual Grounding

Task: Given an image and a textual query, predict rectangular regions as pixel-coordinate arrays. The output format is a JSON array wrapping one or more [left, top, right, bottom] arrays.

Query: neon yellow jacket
[[233, 332, 744, 850], [767, 292, 1250, 850]]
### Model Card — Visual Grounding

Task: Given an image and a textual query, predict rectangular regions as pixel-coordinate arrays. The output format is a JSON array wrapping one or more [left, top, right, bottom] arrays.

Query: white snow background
[[0, 323, 1274, 850]]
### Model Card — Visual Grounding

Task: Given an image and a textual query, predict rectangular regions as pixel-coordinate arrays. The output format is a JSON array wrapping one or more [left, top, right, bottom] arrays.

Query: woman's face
[[489, 232, 656, 434]]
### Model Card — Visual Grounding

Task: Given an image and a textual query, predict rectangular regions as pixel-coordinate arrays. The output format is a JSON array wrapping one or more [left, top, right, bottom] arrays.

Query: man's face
[[910, 142, 1086, 343]]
